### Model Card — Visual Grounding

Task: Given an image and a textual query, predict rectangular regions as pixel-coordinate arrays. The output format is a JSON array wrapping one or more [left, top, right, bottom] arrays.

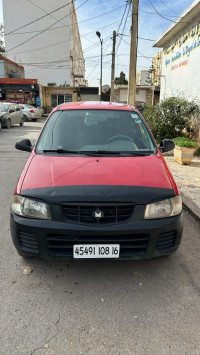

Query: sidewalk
[[164, 156, 200, 221]]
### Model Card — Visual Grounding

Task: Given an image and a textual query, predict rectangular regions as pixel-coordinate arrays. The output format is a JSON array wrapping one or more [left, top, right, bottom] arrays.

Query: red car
[[11, 102, 183, 259]]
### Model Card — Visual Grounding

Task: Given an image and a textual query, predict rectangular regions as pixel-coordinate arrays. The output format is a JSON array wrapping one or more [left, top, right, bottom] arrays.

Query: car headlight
[[144, 195, 182, 219], [11, 195, 51, 220]]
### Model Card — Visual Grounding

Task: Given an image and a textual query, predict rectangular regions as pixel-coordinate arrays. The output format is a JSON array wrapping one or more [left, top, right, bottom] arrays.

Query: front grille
[[47, 233, 149, 257], [18, 231, 39, 253], [61, 204, 134, 225], [156, 231, 176, 250]]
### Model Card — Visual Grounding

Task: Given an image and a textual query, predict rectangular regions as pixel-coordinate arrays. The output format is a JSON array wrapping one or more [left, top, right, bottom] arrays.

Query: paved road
[[0, 122, 200, 355]]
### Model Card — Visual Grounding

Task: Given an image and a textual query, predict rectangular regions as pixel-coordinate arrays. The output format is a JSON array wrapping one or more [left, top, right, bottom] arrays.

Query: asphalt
[[164, 156, 200, 222]]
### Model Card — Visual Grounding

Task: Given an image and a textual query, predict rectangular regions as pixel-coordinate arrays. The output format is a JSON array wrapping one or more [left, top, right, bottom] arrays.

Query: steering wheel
[[107, 135, 134, 144]]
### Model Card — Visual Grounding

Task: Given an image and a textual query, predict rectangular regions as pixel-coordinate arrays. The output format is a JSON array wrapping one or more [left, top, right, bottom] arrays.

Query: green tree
[[0, 23, 5, 53], [146, 64, 155, 85], [114, 71, 128, 85], [143, 96, 200, 141]]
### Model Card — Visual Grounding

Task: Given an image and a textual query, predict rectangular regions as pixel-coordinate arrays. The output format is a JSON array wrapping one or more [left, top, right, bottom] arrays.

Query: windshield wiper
[[42, 149, 102, 156], [85, 150, 153, 156], [42, 149, 153, 156]]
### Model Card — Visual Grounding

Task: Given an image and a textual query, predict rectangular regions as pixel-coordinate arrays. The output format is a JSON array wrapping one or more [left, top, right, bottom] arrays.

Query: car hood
[[19, 154, 177, 204]]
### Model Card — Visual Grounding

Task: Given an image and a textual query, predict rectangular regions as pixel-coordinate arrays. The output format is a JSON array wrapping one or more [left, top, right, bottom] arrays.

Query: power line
[[25, 0, 67, 27], [10, 20, 122, 56], [118, 33, 155, 41], [146, 0, 193, 24], [6, 0, 88, 53], [4, 0, 73, 36], [6, 5, 127, 36], [140, 0, 177, 17], [116, 3, 131, 53], [155, 0, 178, 16]]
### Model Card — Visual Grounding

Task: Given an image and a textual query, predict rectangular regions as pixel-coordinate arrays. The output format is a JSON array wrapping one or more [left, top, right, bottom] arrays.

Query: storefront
[[42, 87, 78, 113], [0, 78, 40, 105]]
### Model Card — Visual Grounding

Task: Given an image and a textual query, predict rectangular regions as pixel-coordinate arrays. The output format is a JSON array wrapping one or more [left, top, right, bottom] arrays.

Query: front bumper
[[10, 212, 183, 260]]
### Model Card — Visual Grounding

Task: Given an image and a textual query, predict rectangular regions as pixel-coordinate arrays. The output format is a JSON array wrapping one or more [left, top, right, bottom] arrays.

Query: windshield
[[36, 109, 156, 155], [0, 104, 10, 112]]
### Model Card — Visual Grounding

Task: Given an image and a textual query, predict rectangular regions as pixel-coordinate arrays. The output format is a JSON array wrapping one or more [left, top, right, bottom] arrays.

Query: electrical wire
[[118, 33, 155, 41], [146, 0, 193, 24], [6, 0, 88, 53], [4, 0, 73, 36], [159, 0, 178, 15], [6, 5, 127, 36], [116, 4, 131, 53]]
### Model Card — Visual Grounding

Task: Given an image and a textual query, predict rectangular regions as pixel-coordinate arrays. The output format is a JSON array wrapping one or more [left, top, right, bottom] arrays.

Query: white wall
[[3, 0, 72, 85], [160, 17, 200, 102]]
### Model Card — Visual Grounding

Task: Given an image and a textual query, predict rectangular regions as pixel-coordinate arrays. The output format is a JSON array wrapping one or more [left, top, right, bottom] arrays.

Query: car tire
[[23, 115, 28, 122], [32, 118, 37, 121], [6, 119, 11, 129], [20, 117, 24, 126]]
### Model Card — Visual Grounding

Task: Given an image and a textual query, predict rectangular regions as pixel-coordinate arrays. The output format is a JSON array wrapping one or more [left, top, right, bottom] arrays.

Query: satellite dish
[[102, 84, 110, 93]]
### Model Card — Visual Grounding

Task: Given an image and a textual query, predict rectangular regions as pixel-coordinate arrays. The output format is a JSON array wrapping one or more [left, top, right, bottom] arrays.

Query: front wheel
[[6, 119, 11, 129], [20, 117, 24, 126]]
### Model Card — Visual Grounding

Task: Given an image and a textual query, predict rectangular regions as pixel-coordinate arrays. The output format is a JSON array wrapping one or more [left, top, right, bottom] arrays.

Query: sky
[[0, 0, 194, 87]]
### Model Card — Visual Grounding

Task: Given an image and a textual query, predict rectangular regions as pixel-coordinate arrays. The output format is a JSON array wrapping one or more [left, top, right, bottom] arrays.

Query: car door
[[9, 104, 16, 125], [15, 104, 22, 123]]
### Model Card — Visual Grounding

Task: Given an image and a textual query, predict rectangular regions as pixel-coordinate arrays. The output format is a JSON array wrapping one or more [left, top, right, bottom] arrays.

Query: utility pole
[[96, 31, 103, 101], [110, 30, 116, 102], [127, 0, 138, 106]]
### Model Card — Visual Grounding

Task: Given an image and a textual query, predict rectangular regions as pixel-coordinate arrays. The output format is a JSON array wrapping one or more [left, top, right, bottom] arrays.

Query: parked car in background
[[0, 103, 24, 128], [20, 104, 42, 121], [11, 101, 183, 260]]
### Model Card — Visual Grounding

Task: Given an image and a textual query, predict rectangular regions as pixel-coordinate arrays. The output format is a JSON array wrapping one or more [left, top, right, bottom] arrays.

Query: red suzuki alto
[[10, 102, 183, 259]]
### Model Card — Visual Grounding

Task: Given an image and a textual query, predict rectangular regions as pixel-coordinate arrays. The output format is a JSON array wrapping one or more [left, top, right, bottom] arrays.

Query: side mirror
[[159, 139, 175, 153], [15, 139, 33, 152]]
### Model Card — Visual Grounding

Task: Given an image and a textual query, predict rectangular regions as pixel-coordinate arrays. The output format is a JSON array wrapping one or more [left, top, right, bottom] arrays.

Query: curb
[[181, 192, 200, 223]]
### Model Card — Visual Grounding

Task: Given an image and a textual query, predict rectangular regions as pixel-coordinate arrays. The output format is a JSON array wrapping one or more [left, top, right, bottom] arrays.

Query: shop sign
[[52, 90, 71, 95]]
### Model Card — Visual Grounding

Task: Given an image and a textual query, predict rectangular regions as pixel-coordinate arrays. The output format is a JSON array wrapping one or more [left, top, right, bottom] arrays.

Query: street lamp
[[96, 31, 103, 101]]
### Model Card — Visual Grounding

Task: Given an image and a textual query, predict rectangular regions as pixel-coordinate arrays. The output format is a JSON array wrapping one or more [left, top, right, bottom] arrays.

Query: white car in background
[[20, 104, 42, 121], [0, 102, 24, 129]]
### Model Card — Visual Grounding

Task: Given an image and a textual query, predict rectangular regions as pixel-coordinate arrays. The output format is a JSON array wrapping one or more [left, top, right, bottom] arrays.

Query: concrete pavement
[[164, 156, 200, 222]]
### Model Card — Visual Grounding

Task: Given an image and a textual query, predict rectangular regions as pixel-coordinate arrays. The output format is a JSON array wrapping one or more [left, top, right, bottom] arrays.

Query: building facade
[[0, 55, 24, 78], [113, 85, 153, 106], [136, 70, 149, 86], [2, 0, 86, 87], [151, 50, 163, 87], [154, 0, 200, 102]]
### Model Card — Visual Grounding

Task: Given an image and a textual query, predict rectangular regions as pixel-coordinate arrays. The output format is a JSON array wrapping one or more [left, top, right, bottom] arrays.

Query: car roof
[[53, 101, 136, 112], [0, 102, 12, 105]]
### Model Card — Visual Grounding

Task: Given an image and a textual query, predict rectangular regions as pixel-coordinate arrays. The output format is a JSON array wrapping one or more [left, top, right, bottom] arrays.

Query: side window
[[15, 105, 20, 111], [10, 104, 15, 112]]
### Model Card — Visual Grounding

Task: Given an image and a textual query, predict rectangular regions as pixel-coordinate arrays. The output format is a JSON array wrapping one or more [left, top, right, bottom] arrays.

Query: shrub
[[173, 137, 198, 148], [195, 146, 200, 156], [143, 96, 200, 141]]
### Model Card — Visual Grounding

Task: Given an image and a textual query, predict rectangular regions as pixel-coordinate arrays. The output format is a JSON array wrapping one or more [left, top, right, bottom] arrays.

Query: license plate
[[73, 244, 120, 258]]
